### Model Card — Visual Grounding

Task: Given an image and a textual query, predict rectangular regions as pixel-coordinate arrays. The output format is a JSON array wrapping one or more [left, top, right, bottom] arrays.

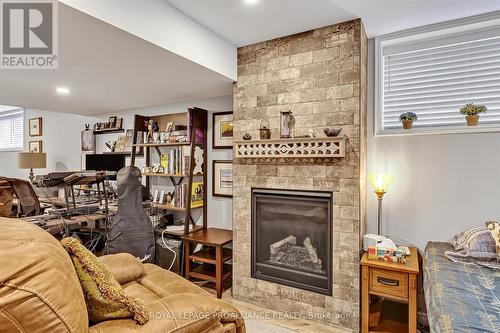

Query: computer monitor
[[85, 154, 125, 179]]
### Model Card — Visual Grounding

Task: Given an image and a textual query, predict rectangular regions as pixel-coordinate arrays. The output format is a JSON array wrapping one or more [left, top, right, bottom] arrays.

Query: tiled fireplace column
[[232, 19, 367, 331]]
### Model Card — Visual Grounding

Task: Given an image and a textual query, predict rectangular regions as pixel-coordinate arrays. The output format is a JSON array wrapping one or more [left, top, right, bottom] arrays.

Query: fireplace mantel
[[234, 136, 346, 159]]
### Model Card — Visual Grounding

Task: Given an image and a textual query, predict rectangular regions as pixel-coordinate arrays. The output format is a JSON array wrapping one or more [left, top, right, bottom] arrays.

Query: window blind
[[0, 108, 24, 150], [382, 34, 500, 130]]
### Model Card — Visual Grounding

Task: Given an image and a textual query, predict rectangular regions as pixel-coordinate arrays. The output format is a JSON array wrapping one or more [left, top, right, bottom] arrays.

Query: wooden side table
[[183, 228, 232, 298], [360, 247, 420, 333]]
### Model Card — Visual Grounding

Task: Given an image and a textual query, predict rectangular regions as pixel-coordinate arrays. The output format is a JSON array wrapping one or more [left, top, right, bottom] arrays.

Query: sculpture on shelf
[[243, 133, 252, 140], [144, 120, 159, 144]]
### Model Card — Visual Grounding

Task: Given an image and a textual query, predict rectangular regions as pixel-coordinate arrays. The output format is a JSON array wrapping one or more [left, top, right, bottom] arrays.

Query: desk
[[22, 213, 108, 235], [183, 228, 233, 298]]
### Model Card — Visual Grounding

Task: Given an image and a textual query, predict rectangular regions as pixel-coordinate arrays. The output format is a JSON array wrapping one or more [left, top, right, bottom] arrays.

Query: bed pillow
[[445, 226, 500, 269], [61, 237, 149, 324], [485, 221, 500, 257]]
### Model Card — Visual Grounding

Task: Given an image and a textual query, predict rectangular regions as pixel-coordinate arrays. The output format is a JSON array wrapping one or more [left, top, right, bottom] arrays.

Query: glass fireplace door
[[251, 189, 332, 295]]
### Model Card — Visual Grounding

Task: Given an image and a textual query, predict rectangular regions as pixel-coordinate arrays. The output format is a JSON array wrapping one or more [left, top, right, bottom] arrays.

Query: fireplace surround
[[232, 19, 367, 331], [251, 188, 332, 295]]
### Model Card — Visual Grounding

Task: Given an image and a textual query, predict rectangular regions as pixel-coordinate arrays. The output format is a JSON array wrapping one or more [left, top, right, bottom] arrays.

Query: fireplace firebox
[[251, 188, 332, 295]]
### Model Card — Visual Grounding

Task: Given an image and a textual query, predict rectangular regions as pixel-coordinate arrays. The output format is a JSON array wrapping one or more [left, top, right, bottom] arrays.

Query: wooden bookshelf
[[130, 108, 208, 236], [133, 142, 190, 147], [142, 173, 203, 177]]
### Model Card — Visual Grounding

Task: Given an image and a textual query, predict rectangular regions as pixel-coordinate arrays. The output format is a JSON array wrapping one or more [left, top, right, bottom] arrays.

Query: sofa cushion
[[89, 293, 229, 333], [140, 263, 211, 297], [61, 237, 149, 324], [0, 218, 88, 333], [99, 253, 145, 285], [122, 281, 160, 305]]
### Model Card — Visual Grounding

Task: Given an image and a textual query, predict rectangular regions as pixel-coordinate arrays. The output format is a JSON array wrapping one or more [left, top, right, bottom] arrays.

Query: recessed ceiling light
[[56, 87, 70, 95], [245, 0, 259, 4]]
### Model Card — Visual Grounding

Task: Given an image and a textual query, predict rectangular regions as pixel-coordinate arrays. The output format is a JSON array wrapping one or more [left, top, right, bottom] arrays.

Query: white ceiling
[[165, 0, 500, 46], [0, 3, 233, 116]]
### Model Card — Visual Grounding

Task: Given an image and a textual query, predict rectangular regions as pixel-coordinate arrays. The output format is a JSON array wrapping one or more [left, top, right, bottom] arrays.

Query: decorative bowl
[[323, 128, 342, 137]]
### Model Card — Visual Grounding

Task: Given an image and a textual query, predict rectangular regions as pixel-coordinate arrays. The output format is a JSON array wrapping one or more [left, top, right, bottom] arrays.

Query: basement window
[[0, 107, 24, 151], [375, 13, 500, 136]]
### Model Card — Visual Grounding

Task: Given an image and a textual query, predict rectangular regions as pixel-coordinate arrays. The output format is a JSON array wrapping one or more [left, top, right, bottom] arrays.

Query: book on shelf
[[160, 146, 191, 175], [170, 182, 204, 209]]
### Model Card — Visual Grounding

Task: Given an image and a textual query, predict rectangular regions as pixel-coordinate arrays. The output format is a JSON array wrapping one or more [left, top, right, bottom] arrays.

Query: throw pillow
[[485, 221, 500, 256], [445, 226, 500, 269], [61, 237, 149, 324]]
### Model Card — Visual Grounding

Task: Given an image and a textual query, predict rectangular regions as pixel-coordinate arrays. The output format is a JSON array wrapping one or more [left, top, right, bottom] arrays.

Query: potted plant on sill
[[399, 112, 418, 129], [460, 103, 487, 126]]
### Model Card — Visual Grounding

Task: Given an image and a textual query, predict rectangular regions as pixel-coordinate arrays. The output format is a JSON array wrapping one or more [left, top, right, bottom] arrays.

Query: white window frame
[[375, 11, 500, 136], [0, 107, 25, 152]]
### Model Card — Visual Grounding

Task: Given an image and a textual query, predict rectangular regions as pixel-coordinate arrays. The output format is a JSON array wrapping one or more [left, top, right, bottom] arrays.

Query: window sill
[[376, 125, 500, 137], [0, 147, 24, 152]]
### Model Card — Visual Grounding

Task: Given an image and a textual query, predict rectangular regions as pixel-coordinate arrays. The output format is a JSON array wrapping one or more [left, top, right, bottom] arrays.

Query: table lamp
[[17, 152, 46, 181], [368, 172, 393, 235]]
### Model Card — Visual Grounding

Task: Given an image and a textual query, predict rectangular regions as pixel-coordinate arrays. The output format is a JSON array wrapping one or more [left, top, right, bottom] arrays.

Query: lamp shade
[[368, 172, 393, 193], [17, 152, 46, 169]]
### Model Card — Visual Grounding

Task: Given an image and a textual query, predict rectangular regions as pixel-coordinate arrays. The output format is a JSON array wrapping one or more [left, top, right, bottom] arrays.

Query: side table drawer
[[370, 268, 408, 299]]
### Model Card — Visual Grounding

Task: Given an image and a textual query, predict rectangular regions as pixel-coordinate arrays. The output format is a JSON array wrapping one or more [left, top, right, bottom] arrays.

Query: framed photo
[[212, 111, 233, 149], [29, 140, 43, 153], [81, 130, 95, 152], [212, 160, 233, 197], [29, 117, 42, 136], [108, 116, 117, 128]]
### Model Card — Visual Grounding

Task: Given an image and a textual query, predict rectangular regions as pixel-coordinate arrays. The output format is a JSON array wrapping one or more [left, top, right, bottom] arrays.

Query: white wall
[[0, 108, 97, 179], [60, 0, 237, 80], [95, 95, 234, 230], [367, 39, 500, 250]]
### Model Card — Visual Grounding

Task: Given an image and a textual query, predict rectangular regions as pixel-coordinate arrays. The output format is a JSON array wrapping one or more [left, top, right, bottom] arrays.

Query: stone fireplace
[[232, 19, 367, 331], [252, 189, 332, 295]]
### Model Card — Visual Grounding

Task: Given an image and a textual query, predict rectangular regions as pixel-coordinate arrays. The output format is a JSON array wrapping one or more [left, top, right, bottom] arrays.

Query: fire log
[[270, 235, 296, 257]]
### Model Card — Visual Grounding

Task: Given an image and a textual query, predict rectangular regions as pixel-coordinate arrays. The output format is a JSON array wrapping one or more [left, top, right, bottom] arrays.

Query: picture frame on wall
[[212, 160, 233, 197], [29, 117, 42, 136], [29, 140, 43, 153], [212, 111, 233, 149]]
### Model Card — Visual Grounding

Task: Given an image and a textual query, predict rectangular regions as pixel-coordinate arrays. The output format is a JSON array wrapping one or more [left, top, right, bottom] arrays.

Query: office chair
[[5, 178, 43, 217], [0, 178, 13, 217]]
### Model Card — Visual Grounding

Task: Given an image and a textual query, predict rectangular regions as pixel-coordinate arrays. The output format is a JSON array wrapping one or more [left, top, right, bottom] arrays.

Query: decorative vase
[[402, 120, 413, 129], [466, 115, 479, 126]]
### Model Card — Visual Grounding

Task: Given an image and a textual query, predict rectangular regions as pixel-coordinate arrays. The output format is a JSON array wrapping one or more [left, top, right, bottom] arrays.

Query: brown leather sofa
[[0, 218, 245, 333]]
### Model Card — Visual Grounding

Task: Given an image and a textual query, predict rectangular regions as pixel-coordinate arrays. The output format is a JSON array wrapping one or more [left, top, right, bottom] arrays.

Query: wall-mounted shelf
[[93, 128, 124, 135], [234, 136, 346, 158]]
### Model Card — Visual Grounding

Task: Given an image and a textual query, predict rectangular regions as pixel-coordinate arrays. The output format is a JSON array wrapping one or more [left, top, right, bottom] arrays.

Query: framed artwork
[[212, 111, 233, 149], [212, 160, 233, 197], [29, 117, 42, 136], [108, 116, 117, 128], [29, 140, 43, 153], [81, 130, 95, 152]]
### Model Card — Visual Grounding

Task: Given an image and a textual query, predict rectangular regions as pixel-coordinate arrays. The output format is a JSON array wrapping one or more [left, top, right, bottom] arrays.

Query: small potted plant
[[460, 103, 487, 126], [399, 112, 418, 129]]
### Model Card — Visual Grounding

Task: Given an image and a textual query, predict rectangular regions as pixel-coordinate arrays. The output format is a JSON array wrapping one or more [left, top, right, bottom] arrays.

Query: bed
[[424, 242, 500, 332]]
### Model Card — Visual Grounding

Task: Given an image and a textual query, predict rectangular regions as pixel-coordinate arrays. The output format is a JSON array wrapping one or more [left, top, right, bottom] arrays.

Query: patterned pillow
[[61, 237, 149, 324], [445, 226, 500, 269], [485, 221, 500, 257]]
